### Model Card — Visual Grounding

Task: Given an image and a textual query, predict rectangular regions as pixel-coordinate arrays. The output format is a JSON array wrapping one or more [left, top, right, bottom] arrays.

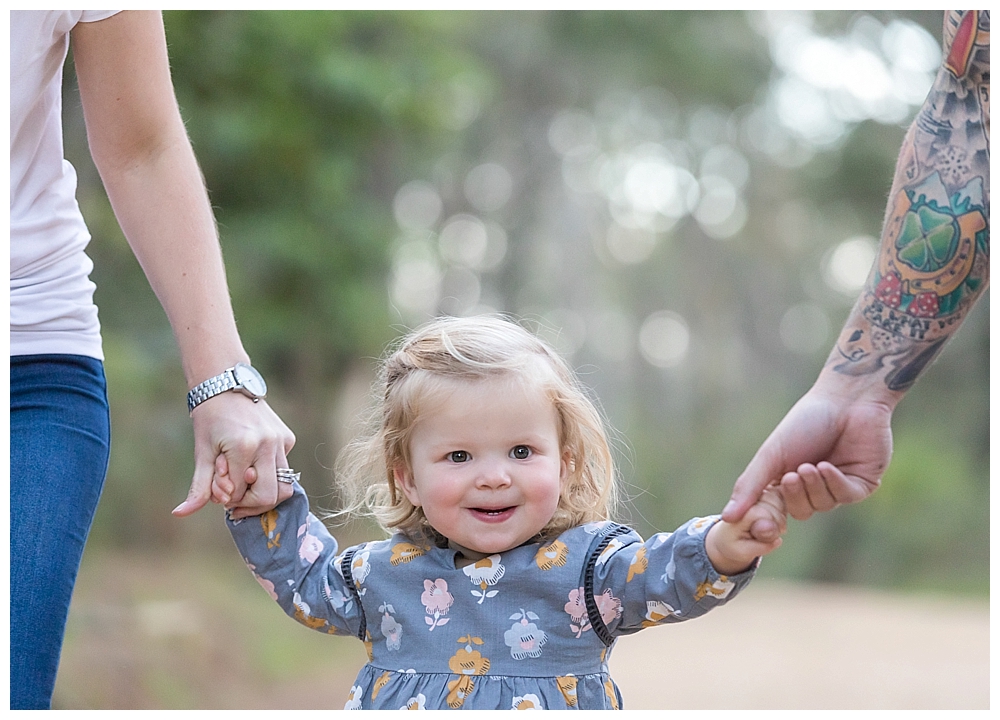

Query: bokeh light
[[755, 11, 939, 147], [823, 235, 878, 295], [393, 181, 443, 231], [464, 162, 513, 213], [639, 311, 690, 368]]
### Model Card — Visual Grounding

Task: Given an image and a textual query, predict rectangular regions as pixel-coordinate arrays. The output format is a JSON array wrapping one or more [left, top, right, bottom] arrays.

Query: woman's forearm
[[72, 10, 248, 387]]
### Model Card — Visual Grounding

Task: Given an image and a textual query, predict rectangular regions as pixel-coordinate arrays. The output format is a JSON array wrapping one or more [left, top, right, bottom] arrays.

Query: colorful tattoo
[[830, 11, 990, 392]]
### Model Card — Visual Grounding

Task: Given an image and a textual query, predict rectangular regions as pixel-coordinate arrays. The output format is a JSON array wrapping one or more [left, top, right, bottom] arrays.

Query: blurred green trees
[[66, 10, 987, 593]]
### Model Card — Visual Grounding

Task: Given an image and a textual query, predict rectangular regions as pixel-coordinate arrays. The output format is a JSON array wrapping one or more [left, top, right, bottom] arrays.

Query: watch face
[[233, 363, 267, 397]]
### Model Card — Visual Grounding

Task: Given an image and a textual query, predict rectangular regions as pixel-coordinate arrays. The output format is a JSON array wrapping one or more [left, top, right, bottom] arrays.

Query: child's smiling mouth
[[469, 506, 516, 521]]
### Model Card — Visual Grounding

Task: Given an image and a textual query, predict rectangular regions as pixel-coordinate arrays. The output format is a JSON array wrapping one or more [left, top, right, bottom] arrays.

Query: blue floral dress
[[227, 484, 757, 710]]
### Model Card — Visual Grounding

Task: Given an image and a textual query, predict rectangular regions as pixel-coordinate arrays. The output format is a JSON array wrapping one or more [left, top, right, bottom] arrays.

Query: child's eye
[[448, 450, 471, 463], [510, 445, 531, 460]]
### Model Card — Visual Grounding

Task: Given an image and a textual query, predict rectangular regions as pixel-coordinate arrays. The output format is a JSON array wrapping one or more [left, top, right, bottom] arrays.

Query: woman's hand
[[172, 393, 296, 517]]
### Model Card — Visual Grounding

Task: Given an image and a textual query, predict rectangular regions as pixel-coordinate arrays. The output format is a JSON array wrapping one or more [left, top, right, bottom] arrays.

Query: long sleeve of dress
[[588, 516, 758, 637], [226, 482, 363, 638]]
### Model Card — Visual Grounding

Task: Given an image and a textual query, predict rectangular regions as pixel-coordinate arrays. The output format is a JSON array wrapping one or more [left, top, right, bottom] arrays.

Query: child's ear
[[393, 464, 422, 507], [560, 451, 575, 485]]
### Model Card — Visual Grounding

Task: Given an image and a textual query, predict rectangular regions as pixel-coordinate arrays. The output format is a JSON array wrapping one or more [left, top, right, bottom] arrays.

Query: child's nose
[[476, 459, 512, 488]]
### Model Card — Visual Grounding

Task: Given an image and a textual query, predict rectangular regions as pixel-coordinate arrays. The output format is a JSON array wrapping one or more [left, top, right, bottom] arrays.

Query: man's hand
[[723, 385, 891, 527]]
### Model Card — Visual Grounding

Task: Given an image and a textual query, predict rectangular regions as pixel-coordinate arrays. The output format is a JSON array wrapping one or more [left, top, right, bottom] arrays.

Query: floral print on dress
[[511, 693, 543, 709], [626, 546, 647, 582], [293, 590, 329, 630], [504, 609, 547, 659], [322, 573, 353, 617], [650, 531, 672, 548], [261, 509, 281, 549], [229, 485, 760, 710], [563, 587, 621, 638], [463, 555, 504, 604], [350, 550, 371, 595], [642, 600, 679, 627], [595, 537, 627, 567], [391, 542, 427, 565], [401, 693, 426, 710], [564, 587, 588, 637], [344, 684, 363, 710], [363, 629, 373, 661], [372, 670, 392, 701], [446, 634, 490, 708], [662, 552, 677, 584], [421, 578, 454, 631], [556, 675, 578, 707], [379, 601, 403, 651], [694, 576, 735, 601], [686, 516, 716, 535], [594, 588, 622, 625], [603, 678, 620, 710], [297, 522, 323, 563], [534, 540, 568, 570]]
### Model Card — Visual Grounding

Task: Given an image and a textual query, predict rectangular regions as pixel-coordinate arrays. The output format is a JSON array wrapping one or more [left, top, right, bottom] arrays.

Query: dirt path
[[610, 581, 989, 710]]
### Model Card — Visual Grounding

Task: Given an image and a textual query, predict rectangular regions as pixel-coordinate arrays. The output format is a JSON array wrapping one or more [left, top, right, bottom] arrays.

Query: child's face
[[394, 376, 567, 555]]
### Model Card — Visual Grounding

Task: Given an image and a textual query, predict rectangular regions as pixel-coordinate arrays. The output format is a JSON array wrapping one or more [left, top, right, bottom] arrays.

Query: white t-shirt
[[10, 10, 120, 359]]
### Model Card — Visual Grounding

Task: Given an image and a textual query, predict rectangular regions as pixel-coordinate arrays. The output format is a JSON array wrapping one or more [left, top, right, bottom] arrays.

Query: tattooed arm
[[724, 10, 989, 529]]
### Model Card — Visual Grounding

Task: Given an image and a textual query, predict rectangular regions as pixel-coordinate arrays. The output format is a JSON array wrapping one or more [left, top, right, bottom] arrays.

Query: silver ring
[[276, 468, 300, 484]]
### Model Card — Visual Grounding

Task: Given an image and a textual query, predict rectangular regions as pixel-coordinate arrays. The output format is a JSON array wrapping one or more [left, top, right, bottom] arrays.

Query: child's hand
[[744, 464, 851, 540], [215, 456, 295, 520], [705, 487, 786, 575]]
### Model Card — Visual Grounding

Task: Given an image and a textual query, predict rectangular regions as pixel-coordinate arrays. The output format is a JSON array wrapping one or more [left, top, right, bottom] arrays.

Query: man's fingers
[[780, 472, 817, 521], [815, 461, 876, 504], [724, 449, 781, 522], [797, 463, 839, 512]]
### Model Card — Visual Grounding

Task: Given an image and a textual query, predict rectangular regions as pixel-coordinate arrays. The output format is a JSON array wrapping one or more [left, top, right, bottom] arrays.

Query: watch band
[[187, 368, 238, 413]]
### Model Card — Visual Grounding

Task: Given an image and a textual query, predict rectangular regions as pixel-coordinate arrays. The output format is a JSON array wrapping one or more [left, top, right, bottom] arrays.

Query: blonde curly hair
[[334, 315, 618, 544]]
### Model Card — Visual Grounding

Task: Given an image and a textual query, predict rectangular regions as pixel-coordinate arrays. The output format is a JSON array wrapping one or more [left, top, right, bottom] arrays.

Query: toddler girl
[[226, 315, 790, 710]]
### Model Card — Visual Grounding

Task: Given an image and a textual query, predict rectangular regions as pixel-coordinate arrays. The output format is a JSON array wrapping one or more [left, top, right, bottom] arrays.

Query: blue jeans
[[10, 354, 110, 709]]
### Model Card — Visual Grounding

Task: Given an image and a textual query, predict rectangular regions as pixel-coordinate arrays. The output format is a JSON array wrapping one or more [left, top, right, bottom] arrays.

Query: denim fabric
[[10, 354, 110, 709]]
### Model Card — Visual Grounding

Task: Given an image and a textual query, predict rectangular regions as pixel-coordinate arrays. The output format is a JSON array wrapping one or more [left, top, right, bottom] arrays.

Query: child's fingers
[[796, 463, 839, 512], [226, 477, 294, 519], [780, 471, 815, 520], [211, 453, 235, 504], [816, 462, 855, 504], [749, 517, 781, 543], [742, 535, 783, 560], [745, 490, 787, 542]]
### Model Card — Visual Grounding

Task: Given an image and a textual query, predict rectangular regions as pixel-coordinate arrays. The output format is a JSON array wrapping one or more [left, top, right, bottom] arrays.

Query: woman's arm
[[725, 10, 989, 524], [71, 10, 296, 516]]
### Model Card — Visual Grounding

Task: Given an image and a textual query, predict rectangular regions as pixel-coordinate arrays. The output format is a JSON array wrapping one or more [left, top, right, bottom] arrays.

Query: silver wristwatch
[[187, 362, 267, 413]]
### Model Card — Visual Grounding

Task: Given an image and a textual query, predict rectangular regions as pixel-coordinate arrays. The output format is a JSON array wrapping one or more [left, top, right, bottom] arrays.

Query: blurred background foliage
[[65, 9, 988, 596]]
